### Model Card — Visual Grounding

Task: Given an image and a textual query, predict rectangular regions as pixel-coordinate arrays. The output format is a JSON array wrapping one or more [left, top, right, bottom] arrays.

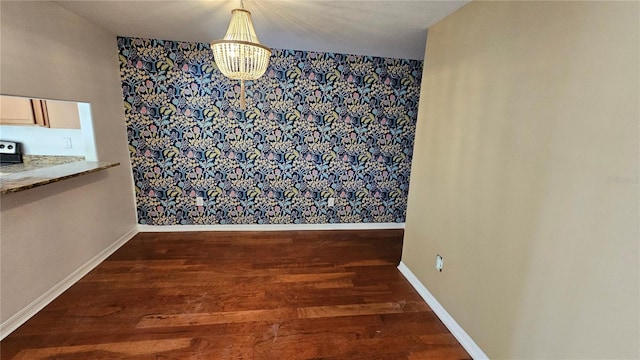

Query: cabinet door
[[46, 100, 80, 129], [0, 97, 49, 127], [0, 96, 36, 125]]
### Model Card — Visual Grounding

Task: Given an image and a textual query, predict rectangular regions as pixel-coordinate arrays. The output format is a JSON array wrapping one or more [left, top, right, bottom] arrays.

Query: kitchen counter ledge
[[0, 161, 119, 194]]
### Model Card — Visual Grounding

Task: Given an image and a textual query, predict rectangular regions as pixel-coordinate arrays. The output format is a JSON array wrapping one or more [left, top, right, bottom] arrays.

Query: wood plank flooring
[[1, 230, 470, 359]]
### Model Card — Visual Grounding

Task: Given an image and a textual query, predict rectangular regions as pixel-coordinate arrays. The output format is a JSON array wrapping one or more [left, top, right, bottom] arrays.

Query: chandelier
[[210, 2, 272, 109]]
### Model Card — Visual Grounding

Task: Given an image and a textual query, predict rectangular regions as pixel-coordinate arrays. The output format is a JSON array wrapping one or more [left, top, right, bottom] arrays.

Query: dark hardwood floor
[[1, 230, 470, 359]]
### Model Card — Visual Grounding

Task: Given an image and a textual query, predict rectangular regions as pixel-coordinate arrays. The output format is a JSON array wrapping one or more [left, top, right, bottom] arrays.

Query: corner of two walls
[[119, 37, 423, 226]]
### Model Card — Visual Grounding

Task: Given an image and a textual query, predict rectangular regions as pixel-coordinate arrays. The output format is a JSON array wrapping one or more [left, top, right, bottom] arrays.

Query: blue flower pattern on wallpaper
[[118, 37, 422, 225]]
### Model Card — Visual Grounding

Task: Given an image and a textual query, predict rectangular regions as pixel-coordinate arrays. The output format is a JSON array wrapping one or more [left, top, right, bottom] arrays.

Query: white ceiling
[[54, 0, 468, 60]]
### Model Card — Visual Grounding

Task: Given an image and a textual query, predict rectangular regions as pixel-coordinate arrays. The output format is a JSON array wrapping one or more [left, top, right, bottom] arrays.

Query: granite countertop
[[0, 161, 120, 194], [22, 155, 86, 165]]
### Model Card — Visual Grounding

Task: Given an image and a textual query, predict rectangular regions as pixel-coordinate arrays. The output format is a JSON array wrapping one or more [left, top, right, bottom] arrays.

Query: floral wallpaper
[[118, 37, 422, 225]]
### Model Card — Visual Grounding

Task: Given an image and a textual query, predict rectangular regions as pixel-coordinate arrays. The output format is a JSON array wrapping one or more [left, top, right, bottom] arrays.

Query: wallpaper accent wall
[[118, 37, 422, 225]]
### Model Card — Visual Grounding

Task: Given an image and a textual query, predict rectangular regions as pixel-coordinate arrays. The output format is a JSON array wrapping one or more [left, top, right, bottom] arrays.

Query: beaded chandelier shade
[[211, 8, 272, 109]]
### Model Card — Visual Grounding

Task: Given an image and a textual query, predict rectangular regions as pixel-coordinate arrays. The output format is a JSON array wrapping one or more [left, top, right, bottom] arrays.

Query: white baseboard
[[0, 227, 138, 340], [397, 261, 489, 360], [138, 222, 405, 232]]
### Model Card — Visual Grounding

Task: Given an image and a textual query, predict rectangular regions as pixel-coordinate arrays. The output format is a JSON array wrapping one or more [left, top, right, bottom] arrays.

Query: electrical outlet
[[436, 254, 444, 272], [196, 196, 204, 206], [64, 137, 72, 148], [328, 197, 335, 207]]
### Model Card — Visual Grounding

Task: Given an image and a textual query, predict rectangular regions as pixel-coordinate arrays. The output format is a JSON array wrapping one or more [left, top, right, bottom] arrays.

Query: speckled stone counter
[[23, 155, 86, 165], [0, 161, 119, 194]]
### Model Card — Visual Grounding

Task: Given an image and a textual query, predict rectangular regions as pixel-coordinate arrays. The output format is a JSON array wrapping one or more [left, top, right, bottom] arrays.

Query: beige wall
[[0, 1, 137, 325], [403, 1, 639, 359]]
